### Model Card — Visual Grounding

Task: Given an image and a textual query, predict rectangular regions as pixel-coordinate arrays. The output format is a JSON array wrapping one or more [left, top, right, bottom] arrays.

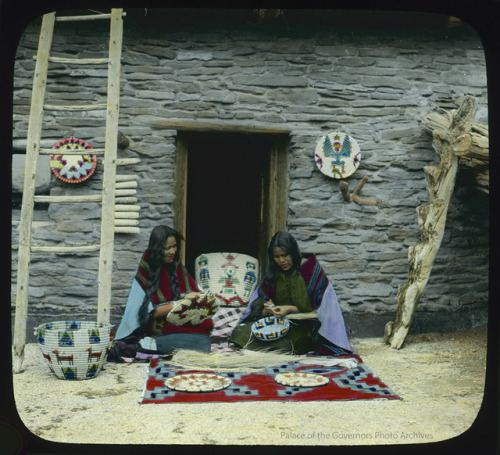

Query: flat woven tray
[[165, 293, 218, 326], [314, 132, 361, 179], [274, 372, 329, 388], [49, 137, 97, 184], [165, 373, 232, 393]]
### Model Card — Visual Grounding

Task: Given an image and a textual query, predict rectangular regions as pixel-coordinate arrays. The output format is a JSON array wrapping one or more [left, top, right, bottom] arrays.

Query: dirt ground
[[11, 327, 488, 448]]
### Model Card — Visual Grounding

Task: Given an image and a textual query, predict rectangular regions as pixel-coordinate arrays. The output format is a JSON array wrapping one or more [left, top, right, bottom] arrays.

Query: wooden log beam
[[384, 96, 477, 349], [152, 119, 290, 135], [115, 226, 140, 234], [422, 106, 489, 193]]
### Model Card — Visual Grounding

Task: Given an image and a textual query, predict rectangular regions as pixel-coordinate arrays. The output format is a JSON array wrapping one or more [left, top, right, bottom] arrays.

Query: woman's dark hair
[[265, 231, 302, 279], [247, 231, 302, 320], [138, 225, 182, 328]]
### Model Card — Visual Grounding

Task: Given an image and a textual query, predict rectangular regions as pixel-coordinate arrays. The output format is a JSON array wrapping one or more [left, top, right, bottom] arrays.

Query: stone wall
[[11, 10, 489, 339]]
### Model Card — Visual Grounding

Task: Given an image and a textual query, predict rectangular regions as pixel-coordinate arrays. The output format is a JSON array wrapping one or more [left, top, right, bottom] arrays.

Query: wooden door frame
[[171, 122, 289, 267]]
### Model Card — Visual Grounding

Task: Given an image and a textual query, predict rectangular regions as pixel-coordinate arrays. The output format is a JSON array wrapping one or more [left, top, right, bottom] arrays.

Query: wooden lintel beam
[[152, 119, 290, 135]]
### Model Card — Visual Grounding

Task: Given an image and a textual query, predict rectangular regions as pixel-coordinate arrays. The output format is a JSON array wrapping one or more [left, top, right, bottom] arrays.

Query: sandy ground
[[11, 327, 487, 447]]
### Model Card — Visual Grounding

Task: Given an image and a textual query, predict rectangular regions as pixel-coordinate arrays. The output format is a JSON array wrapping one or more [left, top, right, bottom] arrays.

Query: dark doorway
[[183, 132, 271, 273]]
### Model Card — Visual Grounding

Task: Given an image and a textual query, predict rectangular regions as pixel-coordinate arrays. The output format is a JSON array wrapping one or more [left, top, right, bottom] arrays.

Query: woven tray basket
[[49, 137, 97, 184], [165, 293, 218, 326], [34, 320, 114, 380], [314, 131, 361, 179]]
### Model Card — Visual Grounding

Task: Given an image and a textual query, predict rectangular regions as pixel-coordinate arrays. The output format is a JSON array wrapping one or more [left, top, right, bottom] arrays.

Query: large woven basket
[[34, 321, 114, 380], [194, 252, 259, 307]]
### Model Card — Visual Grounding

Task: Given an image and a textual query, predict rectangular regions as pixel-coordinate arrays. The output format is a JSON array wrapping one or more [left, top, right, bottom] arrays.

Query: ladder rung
[[55, 13, 125, 22], [34, 195, 102, 203], [31, 244, 101, 253], [39, 148, 105, 155], [48, 56, 109, 65], [44, 103, 107, 111]]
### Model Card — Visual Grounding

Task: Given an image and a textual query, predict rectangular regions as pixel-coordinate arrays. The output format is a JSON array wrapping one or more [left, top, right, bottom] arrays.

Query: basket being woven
[[34, 320, 114, 380], [251, 316, 290, 341], [165, 293, 219, 326]]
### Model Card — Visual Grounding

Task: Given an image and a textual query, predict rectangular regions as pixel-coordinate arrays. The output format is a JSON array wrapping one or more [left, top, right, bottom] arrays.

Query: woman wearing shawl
[[109, 225, 213, 360], [230, 231, 352, 356]]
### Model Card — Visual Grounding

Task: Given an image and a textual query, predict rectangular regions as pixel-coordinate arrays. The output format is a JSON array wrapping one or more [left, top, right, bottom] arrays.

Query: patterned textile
[[135, 251, 198, 304], [300, 255, 329, 310], [211, 307, 246, 339], [127, 252, 212, 337], [141, 356, 399, 403]]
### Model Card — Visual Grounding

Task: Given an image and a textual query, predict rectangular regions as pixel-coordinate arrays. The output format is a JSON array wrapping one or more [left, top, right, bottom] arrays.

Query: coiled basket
[[34, 321, 114, 380]]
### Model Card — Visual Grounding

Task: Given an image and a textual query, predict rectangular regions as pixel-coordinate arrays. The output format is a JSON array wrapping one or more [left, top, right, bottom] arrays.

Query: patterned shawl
[[133, 251, 214, 336], [135, 251, 198, 303]]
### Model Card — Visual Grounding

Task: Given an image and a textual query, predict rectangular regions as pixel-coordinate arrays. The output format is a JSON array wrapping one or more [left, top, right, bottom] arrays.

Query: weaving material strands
[[166, 348, 357, 372]]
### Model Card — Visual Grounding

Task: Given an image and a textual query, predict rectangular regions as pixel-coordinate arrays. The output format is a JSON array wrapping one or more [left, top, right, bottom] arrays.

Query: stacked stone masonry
[[11, 10, 489, 338]]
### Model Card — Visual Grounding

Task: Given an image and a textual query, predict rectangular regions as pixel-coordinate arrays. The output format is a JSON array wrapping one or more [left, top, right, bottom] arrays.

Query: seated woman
[[109, 225, 214, 361], [230, 231, 352, 356]]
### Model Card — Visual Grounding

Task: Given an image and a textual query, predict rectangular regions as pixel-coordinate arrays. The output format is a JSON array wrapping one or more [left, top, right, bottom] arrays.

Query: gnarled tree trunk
[[384, 96, 482, 349]]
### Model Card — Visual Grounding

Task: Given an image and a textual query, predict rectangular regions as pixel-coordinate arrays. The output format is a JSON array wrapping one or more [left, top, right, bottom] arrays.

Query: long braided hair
[[138, 225, 182, 328]]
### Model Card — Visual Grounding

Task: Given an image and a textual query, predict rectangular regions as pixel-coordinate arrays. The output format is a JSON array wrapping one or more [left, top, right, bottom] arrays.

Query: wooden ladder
[[13, 9, 125, 373]]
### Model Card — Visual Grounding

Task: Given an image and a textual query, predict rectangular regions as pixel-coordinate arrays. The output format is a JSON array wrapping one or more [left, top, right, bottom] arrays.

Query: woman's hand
[[153, 302, 174, 318], [271, 305, 298, 317], [262, 299, 275, 316]]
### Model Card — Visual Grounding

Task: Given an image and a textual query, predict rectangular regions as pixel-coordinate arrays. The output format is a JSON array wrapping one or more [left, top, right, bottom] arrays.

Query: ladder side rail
[[97, 9, 123, 323], [13, 13, 56, 373]]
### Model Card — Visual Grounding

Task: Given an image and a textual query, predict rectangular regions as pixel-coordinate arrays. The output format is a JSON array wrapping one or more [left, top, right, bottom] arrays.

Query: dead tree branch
[[340, 176, 379, 206], [384, 96, 479, 349]]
